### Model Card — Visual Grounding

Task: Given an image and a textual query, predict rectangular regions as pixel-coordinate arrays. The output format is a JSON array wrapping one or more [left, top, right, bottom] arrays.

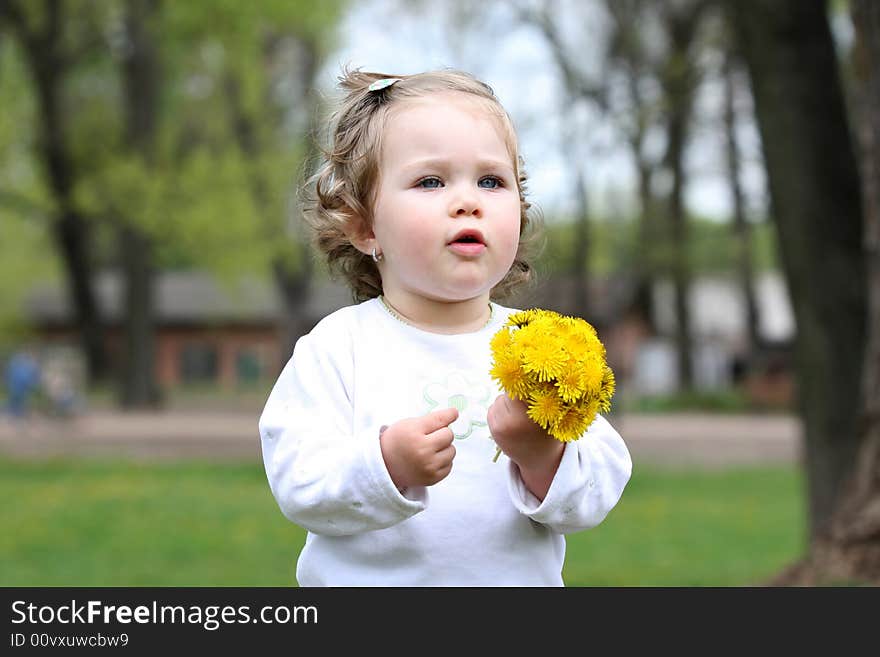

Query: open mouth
[[448, 230, 487, 257], [449, 230, 485, 246]]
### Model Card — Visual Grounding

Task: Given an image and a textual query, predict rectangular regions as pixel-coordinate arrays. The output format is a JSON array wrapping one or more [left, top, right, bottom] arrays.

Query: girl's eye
[[417, 177, 443, 189], [478, 176, 503, 189]]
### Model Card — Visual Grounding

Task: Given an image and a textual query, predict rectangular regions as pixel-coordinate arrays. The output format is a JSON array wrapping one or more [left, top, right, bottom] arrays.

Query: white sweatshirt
[[259, 298, 632, 586]]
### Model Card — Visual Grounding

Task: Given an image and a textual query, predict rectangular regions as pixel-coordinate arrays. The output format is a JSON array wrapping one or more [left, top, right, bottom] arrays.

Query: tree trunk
[[0, 0, 108, 382], [606, 0, 658, 333], [119, 225, 158, 406], [667, 113, 693, 390], [118, 0, 160, 408], [731, 0, 867, 541], [723, 50, 761, 353], [663, 10, 700, 391], [52, 210, 107, 382], [571, 167, 591, 319], [273, 255, 313, 363], [772, 0, 880, 586], [633, 161, 657, 334]]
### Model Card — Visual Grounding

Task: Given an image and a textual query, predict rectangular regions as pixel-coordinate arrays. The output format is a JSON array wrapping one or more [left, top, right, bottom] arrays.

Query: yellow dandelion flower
[[490, 352, 532, 401], [556, 314, 582, 333], [576, 354, 606, 398], [550, 405, 592, 442], [598, 366, 616, 412], [490, 326, 513, 354], [507, 309, 539, 328], [511, 321, 542, 351], [521, 341, 568, 382], [527, 387, 566, 430], [555, 365, 586, 404]]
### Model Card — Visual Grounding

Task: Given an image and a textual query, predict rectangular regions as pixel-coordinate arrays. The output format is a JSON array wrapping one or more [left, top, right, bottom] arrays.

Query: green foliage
[[0, 458, 803, 586], [161, 0, 348, 121], [0, 216, 60, 347], [539, 213, 780, 277], [1, 0, 349, 320], [0, 40, 60, 346], [622, 389, 760, 414], [73, 145, 302, 278], [0, 38, 52, 214]]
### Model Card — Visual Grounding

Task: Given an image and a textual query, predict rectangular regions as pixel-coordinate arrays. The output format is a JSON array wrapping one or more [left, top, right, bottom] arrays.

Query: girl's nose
[[449, 190, 482, 218]]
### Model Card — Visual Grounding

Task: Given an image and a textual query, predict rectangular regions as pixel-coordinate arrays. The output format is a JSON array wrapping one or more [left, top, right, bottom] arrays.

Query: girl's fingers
[[421, 407, 459, 433], [426, 425, 455, 449]]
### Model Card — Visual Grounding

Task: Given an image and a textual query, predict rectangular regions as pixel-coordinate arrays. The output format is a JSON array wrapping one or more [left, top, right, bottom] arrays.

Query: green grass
[[624, 389, 755, 414], [622, 389, 793, 415], [562, 467, 806, 586], [0, 458, 805, 586], [0, 459, 305, 586]]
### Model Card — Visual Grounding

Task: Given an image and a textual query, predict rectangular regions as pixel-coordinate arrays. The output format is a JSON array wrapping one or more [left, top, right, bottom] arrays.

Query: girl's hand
[[380, 407, 459, 491], [487, 394, 564, 500]]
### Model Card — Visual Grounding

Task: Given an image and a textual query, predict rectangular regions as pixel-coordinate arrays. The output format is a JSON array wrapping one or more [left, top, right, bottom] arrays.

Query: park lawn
[[0, 458, 805, 586], [562, 467, 805, 586]]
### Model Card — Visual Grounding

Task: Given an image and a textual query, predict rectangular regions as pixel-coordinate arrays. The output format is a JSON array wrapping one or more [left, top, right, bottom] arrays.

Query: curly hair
[[301, 67, 541, 302]]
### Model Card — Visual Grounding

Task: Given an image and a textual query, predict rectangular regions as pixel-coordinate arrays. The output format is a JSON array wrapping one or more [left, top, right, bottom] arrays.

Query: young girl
[[259, 68, 632, 586]]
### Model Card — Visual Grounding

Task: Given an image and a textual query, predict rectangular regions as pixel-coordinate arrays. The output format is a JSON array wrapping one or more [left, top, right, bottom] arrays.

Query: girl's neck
[[380, 290, 492, 335]]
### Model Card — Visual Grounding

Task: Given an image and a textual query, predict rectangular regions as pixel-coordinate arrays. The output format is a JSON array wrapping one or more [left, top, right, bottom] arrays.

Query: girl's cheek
[[502, 222, 522, 253]]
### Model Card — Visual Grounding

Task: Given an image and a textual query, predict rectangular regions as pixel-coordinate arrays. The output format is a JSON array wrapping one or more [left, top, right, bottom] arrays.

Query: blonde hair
[[302, 67, 541, 302]]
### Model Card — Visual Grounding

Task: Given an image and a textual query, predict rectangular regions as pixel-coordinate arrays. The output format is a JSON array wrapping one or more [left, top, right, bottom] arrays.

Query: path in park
[[0, 410, 802, 469]]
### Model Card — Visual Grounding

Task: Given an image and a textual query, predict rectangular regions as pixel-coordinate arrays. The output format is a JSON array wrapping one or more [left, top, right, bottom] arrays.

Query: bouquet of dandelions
[[489, 309, 615, 462]]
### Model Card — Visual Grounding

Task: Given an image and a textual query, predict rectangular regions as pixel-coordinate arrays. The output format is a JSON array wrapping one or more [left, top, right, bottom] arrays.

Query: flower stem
[[492, 446, 502, 462]]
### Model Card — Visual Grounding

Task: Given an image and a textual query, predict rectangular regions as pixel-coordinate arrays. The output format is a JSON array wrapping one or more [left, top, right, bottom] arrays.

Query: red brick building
[[25, 272, 351, 388]]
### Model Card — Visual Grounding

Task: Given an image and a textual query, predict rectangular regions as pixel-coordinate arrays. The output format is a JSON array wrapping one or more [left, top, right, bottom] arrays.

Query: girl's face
[[363, 92, 522, 307]]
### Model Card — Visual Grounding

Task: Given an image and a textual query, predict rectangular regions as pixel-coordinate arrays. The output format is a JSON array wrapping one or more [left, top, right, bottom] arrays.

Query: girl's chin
[[399, 272, 505, 302], [421, 286, 496, 304]]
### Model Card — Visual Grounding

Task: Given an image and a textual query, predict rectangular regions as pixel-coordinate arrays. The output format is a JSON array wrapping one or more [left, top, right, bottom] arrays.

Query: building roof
[[652, 272, 794, 342], [25, 271, 353, 327]]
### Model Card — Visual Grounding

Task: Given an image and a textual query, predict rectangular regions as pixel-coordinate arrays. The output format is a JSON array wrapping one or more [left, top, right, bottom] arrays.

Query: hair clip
[[368, 78, 402, 92]]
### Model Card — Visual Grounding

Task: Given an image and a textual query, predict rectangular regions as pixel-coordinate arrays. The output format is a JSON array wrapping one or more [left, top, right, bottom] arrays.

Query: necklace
[[378, 295, 494, 330]]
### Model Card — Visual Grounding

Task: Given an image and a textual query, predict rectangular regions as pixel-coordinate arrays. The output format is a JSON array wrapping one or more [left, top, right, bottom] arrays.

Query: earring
[[372, 247, 383, 263]]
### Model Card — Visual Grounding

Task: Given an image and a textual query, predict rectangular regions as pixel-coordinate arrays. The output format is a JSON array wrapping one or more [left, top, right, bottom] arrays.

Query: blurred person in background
[[4, 346, 41, 426]]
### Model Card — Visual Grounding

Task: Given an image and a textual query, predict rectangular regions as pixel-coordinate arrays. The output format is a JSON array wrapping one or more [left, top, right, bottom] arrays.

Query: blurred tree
[[217, 3, 345, 362], [830, 0, 880, 585], [604, 0, 664, 334], [117, 0, 160, 407], [71, 0, 347, 400], [0, 32, 57, 343], [0, 0, 108, 382], [658, 1, 713, 391], [721, 46, 762, 354], [766, 0, 880, 586], [524, 0, 712, 389], [541, 212, 778, 277], [159, 0, 346, 364], [520, 0, 604, 318], [731, 0, 867, 553]]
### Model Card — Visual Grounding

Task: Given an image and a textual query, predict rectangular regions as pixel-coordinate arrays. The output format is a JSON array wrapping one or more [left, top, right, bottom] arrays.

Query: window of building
[[236, 347, 264, 383], [179, 343, 218, 383]]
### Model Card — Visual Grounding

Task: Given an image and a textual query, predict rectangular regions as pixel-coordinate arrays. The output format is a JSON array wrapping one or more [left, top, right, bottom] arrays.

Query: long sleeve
[[259, 325, 426, 537], [506, 414, 632, 534]]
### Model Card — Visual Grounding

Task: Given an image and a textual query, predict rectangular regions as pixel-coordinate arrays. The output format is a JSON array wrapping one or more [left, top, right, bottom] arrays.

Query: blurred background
[[0, 0, 877, 586]]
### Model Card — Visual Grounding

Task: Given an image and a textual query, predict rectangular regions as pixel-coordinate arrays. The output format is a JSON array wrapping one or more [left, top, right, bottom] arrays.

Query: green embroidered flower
[[423, 372, 491, 440]]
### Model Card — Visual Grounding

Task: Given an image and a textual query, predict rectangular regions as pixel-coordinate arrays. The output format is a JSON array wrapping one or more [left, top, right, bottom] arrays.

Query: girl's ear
[[344, 215, 376, 256]]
